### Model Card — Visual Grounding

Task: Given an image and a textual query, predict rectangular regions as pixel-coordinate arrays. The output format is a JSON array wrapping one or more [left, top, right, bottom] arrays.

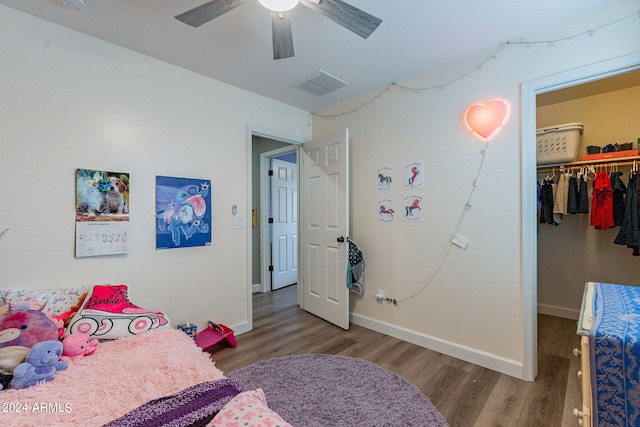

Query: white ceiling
[[0, 0, 626, 112]]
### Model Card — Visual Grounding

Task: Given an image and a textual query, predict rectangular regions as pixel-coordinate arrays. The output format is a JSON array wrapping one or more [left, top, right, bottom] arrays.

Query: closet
[[536, 73, 640, 320]]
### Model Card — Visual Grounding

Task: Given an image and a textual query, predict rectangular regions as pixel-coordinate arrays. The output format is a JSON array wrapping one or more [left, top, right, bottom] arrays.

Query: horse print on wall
[[378, 198, 396, 222], [376, 166, 393, 190], [403, 195, 423, 222], [404, 161, 424, 189]]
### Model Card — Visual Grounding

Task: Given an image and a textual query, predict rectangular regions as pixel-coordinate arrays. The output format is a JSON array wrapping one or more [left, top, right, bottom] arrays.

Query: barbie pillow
[[65, 284, 170, 340]]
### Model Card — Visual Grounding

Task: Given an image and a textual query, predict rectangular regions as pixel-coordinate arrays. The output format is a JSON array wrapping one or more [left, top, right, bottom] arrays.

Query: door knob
[[337, 236, 345, 243]]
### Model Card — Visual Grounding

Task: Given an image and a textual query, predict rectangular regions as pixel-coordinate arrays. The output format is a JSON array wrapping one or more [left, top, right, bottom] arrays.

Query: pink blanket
[[0, 329, 225, 427]]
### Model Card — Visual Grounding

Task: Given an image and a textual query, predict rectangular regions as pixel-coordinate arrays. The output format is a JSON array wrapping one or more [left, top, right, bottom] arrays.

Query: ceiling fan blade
[[271, 11, 294, 60], [300, 0, 382, 39], [175, 0, 246, 28]]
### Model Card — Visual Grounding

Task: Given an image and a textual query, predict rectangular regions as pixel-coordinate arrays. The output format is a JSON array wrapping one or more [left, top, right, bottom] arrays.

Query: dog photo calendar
[[75, 168, 130, 257]]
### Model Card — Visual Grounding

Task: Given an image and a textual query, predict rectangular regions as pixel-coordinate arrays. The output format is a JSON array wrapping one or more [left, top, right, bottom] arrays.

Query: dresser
[[574, 282, 594, 427], [575, 282, 640, 427]]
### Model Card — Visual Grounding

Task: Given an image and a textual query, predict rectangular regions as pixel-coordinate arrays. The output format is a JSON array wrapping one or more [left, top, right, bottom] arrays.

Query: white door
[[271, 158, 298, 290], [300, 129, 350, 330]]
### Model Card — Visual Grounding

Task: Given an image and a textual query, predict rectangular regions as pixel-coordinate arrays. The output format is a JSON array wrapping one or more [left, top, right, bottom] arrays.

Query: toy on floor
[[195, 321, 236, 353], [177, 322, 197, 339], [0, 309, 59, 349], [10, 340, 68, 389], [61, 333, 99, 361]]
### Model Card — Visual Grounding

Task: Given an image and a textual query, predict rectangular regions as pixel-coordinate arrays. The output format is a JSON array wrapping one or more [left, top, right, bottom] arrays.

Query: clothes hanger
[[564, 166, 573, 178]]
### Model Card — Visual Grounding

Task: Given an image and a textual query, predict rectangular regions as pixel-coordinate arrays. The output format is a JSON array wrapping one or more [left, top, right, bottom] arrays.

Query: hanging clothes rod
[[537, 156, 640, 174]]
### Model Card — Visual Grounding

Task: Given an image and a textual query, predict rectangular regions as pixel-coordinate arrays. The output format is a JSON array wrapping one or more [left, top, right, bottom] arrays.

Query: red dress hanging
[[590, 171, 615, 230]]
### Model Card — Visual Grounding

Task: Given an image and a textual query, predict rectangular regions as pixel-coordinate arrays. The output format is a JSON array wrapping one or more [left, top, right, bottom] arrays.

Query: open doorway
[[521, 52, 640, 381], [264, 149, 298, 291], [251, 136, 299, 294], [247, 126, 351, 331], [246, 125, 306, 330], [536, 68, 640, 320]]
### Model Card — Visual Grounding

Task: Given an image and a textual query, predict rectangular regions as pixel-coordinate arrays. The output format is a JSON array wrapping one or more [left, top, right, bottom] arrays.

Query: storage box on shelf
[[580, 149, 638, 162], [536, 122, 584, 165]]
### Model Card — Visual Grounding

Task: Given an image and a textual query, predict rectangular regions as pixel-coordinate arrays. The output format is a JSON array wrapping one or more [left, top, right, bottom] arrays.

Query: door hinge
[[268, 265, 274, 272], [268, 169, 273, 176], [268, 217, 273, 224]]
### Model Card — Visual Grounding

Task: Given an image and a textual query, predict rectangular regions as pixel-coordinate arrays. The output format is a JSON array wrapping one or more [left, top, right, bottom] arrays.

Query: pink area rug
[[1, 329, 225, 427]]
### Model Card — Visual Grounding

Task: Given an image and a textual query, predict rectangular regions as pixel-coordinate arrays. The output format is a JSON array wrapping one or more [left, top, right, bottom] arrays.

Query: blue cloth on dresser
[[590, 282, 640, 427]]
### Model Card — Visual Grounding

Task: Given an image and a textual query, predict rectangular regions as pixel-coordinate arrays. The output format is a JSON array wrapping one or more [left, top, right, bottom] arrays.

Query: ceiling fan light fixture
[[258, 0, 299, 12]]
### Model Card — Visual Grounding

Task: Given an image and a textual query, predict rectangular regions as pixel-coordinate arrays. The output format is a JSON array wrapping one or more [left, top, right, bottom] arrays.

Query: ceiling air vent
[[292, 70, 348, 96]]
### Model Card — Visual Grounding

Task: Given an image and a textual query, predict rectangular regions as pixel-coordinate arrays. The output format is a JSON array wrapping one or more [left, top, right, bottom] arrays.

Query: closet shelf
[[537, 156, 640, 173]]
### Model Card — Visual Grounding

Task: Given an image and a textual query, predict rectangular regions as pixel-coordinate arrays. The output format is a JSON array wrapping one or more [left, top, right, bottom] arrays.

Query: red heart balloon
[[465, 100, 508, 139]]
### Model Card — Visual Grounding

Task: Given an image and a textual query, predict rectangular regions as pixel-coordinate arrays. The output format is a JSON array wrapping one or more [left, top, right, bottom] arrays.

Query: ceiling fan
[[174, 0, 382, 60]]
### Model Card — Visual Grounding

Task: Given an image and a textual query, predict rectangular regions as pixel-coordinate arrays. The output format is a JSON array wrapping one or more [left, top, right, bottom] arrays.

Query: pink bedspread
[[0, 329, 225, 427]]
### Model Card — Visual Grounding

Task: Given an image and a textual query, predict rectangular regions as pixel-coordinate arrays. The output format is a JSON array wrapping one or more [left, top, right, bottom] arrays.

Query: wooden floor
[[212, 285, 582, 427]]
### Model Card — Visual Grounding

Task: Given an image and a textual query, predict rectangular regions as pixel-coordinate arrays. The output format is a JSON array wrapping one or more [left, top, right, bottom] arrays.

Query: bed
[[575, 281, 640, 427], [0, 285, 291, 427]]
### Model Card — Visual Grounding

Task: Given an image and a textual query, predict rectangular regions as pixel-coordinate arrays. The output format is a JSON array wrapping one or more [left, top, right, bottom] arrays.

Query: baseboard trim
[[351, 312, 524, 379], [229, 320, 251, 336], [537, 303, 579, 320], [252, 284, 261, 293]]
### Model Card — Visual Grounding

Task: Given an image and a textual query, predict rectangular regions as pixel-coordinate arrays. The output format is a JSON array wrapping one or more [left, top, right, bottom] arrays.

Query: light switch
[[233, 216, 245, 229]]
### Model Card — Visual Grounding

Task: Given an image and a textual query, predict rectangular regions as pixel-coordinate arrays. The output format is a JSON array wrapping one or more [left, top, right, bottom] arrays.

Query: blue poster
[[156, 176, 211, 249]]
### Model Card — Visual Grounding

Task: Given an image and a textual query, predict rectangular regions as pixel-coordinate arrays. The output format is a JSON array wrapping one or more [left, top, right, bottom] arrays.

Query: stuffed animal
[[51, 292, 88, 339], [0, 296, 12, 318], [9, 340, 68, 389], [0, 346, 29, 375], [0, 309, 58, 349], [61, 333, 98, 361], [0, 346, 29, 390]]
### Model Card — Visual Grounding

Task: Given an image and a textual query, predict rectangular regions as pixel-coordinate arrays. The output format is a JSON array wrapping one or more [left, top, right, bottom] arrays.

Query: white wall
[[313, 0, 640, 377], [0, 6, 311, 334]]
